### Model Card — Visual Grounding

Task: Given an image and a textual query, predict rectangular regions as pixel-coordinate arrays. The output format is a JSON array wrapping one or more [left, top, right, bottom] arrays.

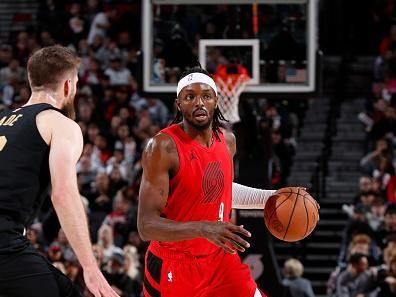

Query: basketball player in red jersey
[[138, 67, 286, 297]]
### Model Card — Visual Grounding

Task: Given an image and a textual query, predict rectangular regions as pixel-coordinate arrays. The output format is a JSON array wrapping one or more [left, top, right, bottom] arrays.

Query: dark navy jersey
[[0, 103, 62, 237]]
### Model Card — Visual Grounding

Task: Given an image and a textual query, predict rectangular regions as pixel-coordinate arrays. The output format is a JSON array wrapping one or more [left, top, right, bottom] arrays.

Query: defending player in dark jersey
[[138, 67, 288, 297], [0, 46, 119, 297]]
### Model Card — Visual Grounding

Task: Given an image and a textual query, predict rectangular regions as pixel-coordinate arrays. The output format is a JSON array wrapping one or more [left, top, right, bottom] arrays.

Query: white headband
[[177, 72, 218, 97]]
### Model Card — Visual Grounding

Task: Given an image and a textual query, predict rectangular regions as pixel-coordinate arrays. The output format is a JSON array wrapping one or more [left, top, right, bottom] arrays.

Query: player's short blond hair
[[283, 258, 304, 278], [27, 45, 80, 90]]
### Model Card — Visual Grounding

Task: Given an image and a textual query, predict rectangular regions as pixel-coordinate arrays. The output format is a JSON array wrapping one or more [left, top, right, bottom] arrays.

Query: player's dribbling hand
[[200, 221, 251, 254], [83, 265, 120, 297]]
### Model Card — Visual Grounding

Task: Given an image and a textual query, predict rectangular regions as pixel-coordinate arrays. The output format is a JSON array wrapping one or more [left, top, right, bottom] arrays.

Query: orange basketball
[[264, 187, 319, 242]]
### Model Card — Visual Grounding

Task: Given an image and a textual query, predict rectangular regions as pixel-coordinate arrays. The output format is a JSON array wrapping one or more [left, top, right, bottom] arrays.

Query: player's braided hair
[[171, 67, 228, 141]]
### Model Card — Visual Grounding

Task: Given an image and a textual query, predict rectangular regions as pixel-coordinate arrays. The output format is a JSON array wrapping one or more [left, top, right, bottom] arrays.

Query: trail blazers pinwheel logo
[[201, 161, 224, 204]]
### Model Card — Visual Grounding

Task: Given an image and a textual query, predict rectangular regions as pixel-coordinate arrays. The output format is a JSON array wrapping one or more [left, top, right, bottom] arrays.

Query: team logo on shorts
[[168, 271, 173, 282]]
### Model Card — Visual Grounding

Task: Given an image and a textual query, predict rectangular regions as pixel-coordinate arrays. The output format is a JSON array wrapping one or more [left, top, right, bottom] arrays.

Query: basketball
[[264, 187, 319, 242]]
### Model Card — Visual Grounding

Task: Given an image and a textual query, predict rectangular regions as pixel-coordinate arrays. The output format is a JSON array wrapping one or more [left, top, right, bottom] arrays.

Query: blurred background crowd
[[325, 16, 396, 297], [1, 0, 396, 296]]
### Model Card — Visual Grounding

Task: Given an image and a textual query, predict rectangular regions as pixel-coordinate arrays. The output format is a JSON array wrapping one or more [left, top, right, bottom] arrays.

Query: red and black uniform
[[143, 124, 257, 297]]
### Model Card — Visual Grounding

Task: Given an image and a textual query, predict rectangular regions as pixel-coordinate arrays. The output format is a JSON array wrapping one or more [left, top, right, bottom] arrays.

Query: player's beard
[[62, 100, 76, 120], [62, 85, 76, 120], [184, 108, 214, 131]]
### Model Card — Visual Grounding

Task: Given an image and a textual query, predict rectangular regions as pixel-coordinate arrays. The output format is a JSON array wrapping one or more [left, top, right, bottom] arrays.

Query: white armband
[[232, 182, 276, 209]]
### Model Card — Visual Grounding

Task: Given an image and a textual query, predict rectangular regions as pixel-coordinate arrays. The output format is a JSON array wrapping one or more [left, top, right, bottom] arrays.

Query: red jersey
[[151, 124, 233, 257]]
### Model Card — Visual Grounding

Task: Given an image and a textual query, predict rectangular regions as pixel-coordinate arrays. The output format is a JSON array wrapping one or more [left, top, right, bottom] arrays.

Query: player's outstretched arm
[[222, 129, 276, 209], [137, 133, 251, 253], [232, 183, 276, 209], [44, 112, 119, 297], [222, 128, 317, 210]]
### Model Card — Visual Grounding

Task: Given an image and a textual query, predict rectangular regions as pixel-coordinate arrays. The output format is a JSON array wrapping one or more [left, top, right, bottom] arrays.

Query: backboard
[[142, 0, 317, 94], [199, 39, 260, 85]]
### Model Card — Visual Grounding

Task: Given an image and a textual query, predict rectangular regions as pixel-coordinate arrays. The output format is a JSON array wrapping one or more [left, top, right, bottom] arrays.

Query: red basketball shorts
[[143, 243, 259, 297]]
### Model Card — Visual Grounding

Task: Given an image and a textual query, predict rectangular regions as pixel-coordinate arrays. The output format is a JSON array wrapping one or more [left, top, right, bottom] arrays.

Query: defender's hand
[[83, 265, 120, 297]]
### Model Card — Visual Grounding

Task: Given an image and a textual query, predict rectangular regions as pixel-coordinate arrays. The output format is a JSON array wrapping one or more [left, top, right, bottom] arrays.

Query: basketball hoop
[[213, 64, 250, 125]]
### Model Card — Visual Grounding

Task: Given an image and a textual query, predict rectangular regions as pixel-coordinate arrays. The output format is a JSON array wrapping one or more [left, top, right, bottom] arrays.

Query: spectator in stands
[[360, 138, 391, 176], [133, 108, 156, 142], [367, 196, 387, 231], [161, 24, 197, 70], [92, 243, 105, 269], [106, 146, 132, 182], [102, 250, 137, 297], [376, 204, 396, 249], [88, 171, 113, 211], [85, 0, 100, 26], [37, 0, 66, 43], [383, 238, 396, 268], [359, 191, 377, 209], [13, 85, 30, 107], [338, 208, 375, 268], [102, 188, 131, 246], [87, 8, 116, 45], [80, 57, 101, 89], [336, 253, 377, 297], [26, 223, 46, 256], [351, 234, 381, 266], [282, 258, 315, 297], [77, 155, 96, 192], [374, 24, 396, 80], [83, 141, 102, 171], [97, 223, 119, 264], [78, 99, 95, 124], [271, 129, 295, 186], [376, 158, 395, 190], [14, 31, 32, 65], [0, 73, 20, 106], [116, 31, 135, 67], [369, 104, 396, 142], [358, 97, 387, 135], [95, 39, 120, 70], [145, 97, 169, 127], [0, 58, 25, 84], [376, 255, 396, 297], [47, 242, 64, 263], [104, 54, 132, 86], [50, 228, 76, 263], [93, 133, 112, 164], [108, 166, 128, 193], [64, 260, 84, 292], [66, 3, 86, 47], [123, 245, 141, 284], [39, 31, 55, 48], [0, 44, 12, 69], [353, 176, 373, 203]]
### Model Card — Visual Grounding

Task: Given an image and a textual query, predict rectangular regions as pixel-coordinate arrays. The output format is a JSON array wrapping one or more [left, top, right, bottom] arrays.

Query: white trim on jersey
[[254, 288, 262, 297]]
